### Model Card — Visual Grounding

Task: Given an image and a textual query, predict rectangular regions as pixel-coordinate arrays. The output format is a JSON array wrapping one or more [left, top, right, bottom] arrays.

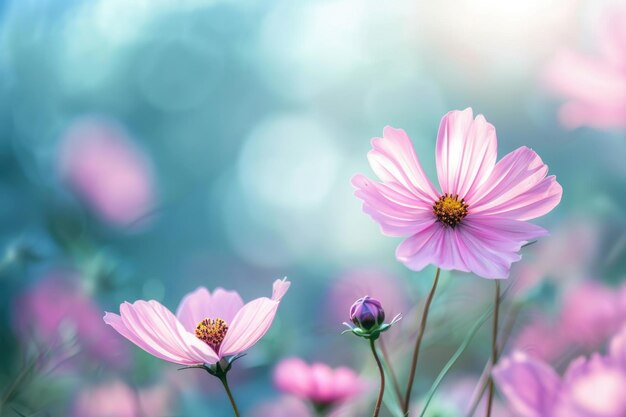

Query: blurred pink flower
[[12, 271, 129, 368], [58, 116, 157, 228], [494, 326, 626, 417], [560, 281, 624, 348], [513, 279, 626, 363], [273, 358, 366, 409], [512, 317, 568, 364], [73, 380, 174, 417], [510, 216, 601, 298], [104, 279, 290, 365], [543, 7, 626, 129], [352, 108, 562, 279]]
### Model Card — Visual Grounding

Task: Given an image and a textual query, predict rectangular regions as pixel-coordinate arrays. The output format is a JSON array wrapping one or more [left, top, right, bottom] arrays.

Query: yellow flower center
[[433, 194, 468, 228], [195, 318, 228, 351]]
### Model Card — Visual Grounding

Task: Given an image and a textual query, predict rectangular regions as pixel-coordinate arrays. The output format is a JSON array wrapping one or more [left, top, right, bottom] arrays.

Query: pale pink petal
[[558, 100, 626, 129], [274, 358, 313, 398], [219, 298, 280, 357], [545, 50, 626, 106], [104, 312, 188, 364], [601, 8, 626, 68], [367, 126, 439, 204], [395, 222, 450, 272], [332, 367, 364, 400], [493, 352, 561, 417], [455, 216, 548, 279], [272, 278, 291, 301], [106, 300, 218, 365], [175, 287, 212, 332], [469, 147, 562, 221], [544, 47, 626, 129], [609, 326, 626, 369], [310, 363, 335, 403], [175, 287, 244, 333], [207, 288, 244, 324], [352, 174, 435, 236], [436, 108, 498, 199]]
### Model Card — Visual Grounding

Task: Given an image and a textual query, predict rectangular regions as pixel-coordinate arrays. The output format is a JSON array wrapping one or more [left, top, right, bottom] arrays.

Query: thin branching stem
[[403, 267, 441, 415], [370, 338, 385, 417], [485, 280, 501, 417]]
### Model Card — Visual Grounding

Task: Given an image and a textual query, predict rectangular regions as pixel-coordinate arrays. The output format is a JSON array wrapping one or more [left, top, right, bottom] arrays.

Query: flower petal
[[175, 287, 244, 332], [273, 358, 312, 398], [455, 216, 548, 279], [493, 351, 561, 417], [175, 287, 212, 332], [105, 301, 219, 365], [272, 278, 291, 301], [219, 297, 280, 357], [469, 147, 562, 221], [396, 222, 448, 271], [367, 126, 439, 204], [352, 174, 435, 237], [310, 363, 335, 403], [436, 108, 498, 199]]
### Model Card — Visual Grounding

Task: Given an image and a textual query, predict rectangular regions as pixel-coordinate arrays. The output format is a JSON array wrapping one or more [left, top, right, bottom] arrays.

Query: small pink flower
[[352, 108, 562, 279], [512, 317, 568, 364], [58, 116, 157, 228], [273, 358, 366, 409], [494, 326, 626, 417], [72, 380, 174, 417], [13, 272, 129, 368], [543, 7, 626, 129], [104, 279, 290, 365], [560, 281, 623, 349], [73, 380, 138, 417]]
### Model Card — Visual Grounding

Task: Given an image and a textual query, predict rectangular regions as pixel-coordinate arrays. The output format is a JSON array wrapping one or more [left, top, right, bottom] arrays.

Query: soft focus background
[[1, 0, 625, 416]]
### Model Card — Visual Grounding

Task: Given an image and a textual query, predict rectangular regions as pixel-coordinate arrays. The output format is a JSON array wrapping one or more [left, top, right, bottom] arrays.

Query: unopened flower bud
[[350, 296, 385, 331]]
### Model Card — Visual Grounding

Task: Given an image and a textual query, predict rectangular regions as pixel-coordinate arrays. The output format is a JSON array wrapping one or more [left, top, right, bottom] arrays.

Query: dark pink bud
[[349, 296, 385, 331]]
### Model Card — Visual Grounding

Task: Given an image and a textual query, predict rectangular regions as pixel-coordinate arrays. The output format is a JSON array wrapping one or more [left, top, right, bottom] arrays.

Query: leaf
[[418, 306, 493, 417]]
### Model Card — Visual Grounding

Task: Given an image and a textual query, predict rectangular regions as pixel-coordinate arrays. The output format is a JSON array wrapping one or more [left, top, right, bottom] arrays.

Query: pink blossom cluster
[[495, 326, 626, 417]]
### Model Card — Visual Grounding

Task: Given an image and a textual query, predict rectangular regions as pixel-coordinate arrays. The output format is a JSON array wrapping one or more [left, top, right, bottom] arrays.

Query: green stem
[[370, 338, 385, 417], [485, 280, 501, 417], [219, 374, 241, 417], [403, 267, 441, 415], [379, 336, 403, 407], [419, 305, 493, 417]]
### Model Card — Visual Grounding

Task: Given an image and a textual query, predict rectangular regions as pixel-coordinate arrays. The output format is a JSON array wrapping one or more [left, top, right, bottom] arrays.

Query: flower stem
[[485, 280, 501, 417], [370, 338, 385, 417], [379, 336, 403, 407], [403, 267, 441, 415], [219, 374, 241, 417]]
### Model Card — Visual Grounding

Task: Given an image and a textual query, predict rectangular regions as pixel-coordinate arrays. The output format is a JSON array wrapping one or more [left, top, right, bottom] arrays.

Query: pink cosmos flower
[[494, 325, 626, 417], [104, 279, 290, 365], [543, 7, 626, 129], [511, 317, 568, 364], [512, 279, 626, 363], [13, 271, 129, 368], [560, 281, 624, 349], [58, 116, 157, 228], [273, 358, 367, 409], [352, 108, 562, 279], [72, 380, 174, 417]]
